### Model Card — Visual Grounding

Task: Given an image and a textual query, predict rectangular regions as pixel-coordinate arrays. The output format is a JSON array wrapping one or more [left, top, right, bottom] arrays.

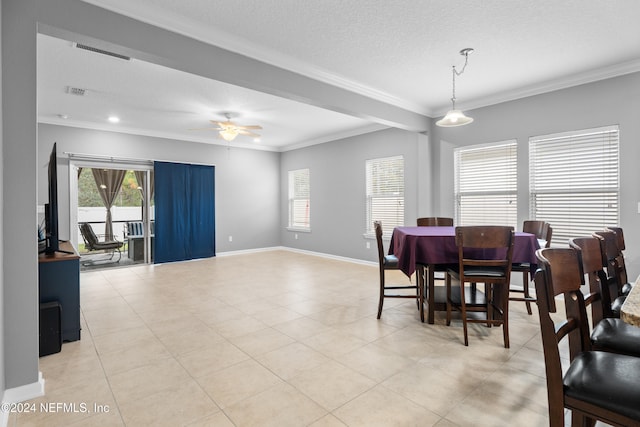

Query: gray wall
[[0, 0, 5, 399], [280, 127, 430, 263], [431, 71, 640, 278], [38, 124, 280, 253]]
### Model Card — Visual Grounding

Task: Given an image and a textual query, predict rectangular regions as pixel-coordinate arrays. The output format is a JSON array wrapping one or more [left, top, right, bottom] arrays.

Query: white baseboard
[[217, 246, 377, 267], [1, 372, 45, 427]]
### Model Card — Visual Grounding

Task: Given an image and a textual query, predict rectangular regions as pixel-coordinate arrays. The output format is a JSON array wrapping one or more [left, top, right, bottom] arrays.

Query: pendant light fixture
[[436, 48, 474, 127]]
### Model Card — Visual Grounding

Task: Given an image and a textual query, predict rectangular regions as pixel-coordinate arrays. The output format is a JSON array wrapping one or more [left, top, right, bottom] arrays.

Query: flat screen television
[[42, 142, 60, 254]]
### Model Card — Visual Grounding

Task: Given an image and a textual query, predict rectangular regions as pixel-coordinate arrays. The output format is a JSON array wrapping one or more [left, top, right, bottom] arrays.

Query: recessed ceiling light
[[58, 114, 69, 119], [108, 116, 120, 123], [253, 137, 261, 143]]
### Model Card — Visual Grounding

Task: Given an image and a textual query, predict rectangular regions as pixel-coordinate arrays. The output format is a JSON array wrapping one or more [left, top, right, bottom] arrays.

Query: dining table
[[621, 275, 640, 327], [389, 226, 540, 324]]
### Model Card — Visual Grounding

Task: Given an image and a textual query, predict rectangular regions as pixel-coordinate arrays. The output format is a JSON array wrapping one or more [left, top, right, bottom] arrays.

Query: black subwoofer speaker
[[39, 301, 62, 357]]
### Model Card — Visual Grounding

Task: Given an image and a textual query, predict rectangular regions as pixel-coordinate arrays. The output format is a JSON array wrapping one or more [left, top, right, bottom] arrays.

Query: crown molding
[[38, 118, 280, 152], [279, 123, 387, 152], [432, 58, 640, 117]]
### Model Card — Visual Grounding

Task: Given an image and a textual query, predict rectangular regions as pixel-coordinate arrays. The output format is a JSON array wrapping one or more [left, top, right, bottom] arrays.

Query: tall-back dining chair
[[445, 226, 514, 347], [416, 217, 453, 226], [415, 217, 454, 322], [534, 248, 640, 426], [568, 236, 640, 357], [509, 220, 551, 314], [603, 227, 633, 295], [374, 221, 423, 321], [593, 230, 628, 316]]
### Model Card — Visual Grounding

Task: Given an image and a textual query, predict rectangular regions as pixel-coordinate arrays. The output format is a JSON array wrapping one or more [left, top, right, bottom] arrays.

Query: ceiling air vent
[[73, 43, 131, 61], [66, 86, 88, 96]]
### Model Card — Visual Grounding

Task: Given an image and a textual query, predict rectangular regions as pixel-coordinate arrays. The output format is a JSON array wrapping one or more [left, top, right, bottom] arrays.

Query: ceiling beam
[[37, 0, 430, 133]]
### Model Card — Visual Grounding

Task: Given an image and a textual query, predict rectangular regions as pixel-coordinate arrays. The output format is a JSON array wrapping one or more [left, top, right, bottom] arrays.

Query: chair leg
[[486, 283, 493, 328], [446, 274, 452, 326], [377, 270, 384, 319], [460, 280, 469, 346], [501, 283, 510, 348], [417, 267, 425, 322], [523, 270, 532, 315]]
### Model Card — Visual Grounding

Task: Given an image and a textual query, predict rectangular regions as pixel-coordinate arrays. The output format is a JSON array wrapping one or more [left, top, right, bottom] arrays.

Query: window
[[529, 125, 619, 245], [366, 156, 404, 236], [455, 141, 517, 227], [288, 168, 310, 230]]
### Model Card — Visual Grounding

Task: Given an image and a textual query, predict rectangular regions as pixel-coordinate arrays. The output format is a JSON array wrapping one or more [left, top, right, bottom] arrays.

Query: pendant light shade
[[436, 109, 473, 127], [436, 48, 475, 128]]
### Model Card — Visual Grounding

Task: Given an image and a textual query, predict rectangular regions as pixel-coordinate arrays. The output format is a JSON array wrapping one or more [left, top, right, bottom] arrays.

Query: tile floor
[[11, 250, 579, 426]]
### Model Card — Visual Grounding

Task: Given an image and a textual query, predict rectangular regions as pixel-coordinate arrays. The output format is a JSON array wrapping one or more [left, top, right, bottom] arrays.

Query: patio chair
[[78, 222, 123, 263]]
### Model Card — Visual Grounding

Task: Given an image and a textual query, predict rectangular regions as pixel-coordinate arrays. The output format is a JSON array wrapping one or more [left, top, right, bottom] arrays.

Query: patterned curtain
[[92, 168, 126, 240]]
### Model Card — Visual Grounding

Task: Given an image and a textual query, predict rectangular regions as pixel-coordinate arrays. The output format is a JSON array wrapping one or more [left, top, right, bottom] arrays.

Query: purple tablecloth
[[389, 226, 540, 277]]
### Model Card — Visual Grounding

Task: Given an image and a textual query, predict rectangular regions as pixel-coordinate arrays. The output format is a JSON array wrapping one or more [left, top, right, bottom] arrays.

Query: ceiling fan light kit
[[436, 48, 474, 128], [192, 112, 262, 142]]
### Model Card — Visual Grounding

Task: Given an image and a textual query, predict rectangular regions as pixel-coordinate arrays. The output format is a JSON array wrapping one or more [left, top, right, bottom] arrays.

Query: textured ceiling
[[39, 0, 640, 150]]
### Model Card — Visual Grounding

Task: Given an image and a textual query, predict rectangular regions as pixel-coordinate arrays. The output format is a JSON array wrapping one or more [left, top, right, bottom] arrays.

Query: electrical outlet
[[228, 236, 233, 242], [295, 233, 299, 240], [366, 241, 370, 249]]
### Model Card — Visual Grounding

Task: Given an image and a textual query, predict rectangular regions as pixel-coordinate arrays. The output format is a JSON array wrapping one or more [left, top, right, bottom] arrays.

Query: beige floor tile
[[289, 360, 375, 411], [224, 383, 327, 427], [336, 342, 415, 383], [184, 411, 236, 427], [256, 342, 331, 380], [25, 251, 560, 427], [197, 358, 283, 408], [118, 379, 219, 427], [176, 340, 250, 378], [302, 329, 369, 358], [98, 336, 172, 376], [108, 357, 192, 402], [333, 385, 441, 427], [308, 414, 348, 427], [91, 326, 156, 355], [273, 316, 334, 340], [228, 327, 296, 357]]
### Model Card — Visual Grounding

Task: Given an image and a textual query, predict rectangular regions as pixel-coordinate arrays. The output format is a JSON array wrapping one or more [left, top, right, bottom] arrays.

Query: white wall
[[431, 71, 640, 278]]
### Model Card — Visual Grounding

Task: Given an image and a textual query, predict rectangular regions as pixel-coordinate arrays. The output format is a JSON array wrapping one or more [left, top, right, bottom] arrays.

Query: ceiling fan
[[193, 113, 262, 142]]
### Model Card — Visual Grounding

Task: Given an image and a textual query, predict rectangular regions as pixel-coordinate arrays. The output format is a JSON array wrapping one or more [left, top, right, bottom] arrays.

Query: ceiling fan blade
[[236, 124, 262, 130], [189, 127, 223, 131], [238, 130, 261, 137]]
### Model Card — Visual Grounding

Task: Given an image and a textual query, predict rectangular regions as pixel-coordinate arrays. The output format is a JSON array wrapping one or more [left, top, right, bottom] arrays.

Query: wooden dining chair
[[416, 217, 453, 226], [603, 226, 633, 295], [534, 248, 640, 426], [415, 217, 453, 320], [374, 221, 423, 321], [569, 236, 640, 357], [509, 220, 551, 314], [445, 226, 514, 347], [593, 230, 628, 316]]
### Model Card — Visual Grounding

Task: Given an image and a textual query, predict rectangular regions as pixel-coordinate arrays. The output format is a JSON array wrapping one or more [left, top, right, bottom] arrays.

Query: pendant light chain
[[451, 49, 471, 109]]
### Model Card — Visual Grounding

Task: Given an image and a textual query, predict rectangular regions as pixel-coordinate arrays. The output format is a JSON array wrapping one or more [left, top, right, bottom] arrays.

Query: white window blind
[[455, 141, 517, 227], [288, 168, 310, 230], [529, 125, 619, 246], [366, 156, 404, 236]]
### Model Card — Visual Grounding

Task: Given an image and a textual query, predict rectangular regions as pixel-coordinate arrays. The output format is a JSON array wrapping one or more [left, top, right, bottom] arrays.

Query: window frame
[[454, 140, 518, 228], [287, 168, 311, 232], [529, 125, 619, 246], [365, 155, 405, 237]]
